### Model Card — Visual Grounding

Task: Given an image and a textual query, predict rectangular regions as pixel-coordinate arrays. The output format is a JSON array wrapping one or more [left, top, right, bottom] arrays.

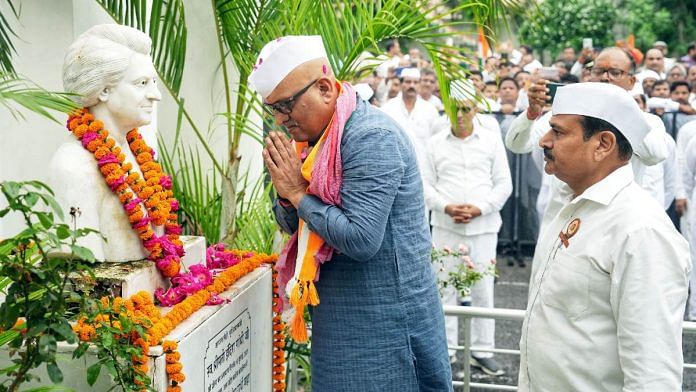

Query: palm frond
[[158, 136, 223, 243], [232, 173, 277, 254], [0, 1, 19, 74], [0, 73, 77, 122], [215, 0, 285, 84], [95, 0, 186, 95]]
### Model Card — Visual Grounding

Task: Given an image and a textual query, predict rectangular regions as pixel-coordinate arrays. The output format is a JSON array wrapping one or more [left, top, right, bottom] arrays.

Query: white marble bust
[[49, 24, 162, 262]]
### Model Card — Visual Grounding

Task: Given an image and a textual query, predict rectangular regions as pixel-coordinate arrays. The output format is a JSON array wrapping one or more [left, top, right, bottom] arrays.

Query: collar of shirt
[[558, 164, 634, 206], [446, 122, 482, 142]]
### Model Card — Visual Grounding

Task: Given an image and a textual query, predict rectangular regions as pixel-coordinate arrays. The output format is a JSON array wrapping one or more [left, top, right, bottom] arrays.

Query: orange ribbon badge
[[559, 218, 581, 248]]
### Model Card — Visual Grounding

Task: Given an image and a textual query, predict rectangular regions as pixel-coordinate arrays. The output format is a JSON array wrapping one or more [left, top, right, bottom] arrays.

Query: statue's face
[[103, 52, 161, 129]]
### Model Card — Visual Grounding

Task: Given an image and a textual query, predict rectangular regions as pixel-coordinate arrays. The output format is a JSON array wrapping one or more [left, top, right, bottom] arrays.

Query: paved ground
[[454, 254, 696, 391]]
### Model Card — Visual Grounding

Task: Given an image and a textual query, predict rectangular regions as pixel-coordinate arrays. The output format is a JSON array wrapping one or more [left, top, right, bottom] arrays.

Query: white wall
[[0, 0, 263, 238]]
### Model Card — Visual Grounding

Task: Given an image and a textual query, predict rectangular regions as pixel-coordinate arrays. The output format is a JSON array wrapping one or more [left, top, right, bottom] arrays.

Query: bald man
[[252, 36, 452, 391], [644, 48, 666, 79]]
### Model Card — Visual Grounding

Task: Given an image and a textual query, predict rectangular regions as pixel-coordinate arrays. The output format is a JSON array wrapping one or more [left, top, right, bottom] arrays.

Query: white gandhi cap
[[449, 79, 477, 101], [400, 68, 421, 79], [552, 82, 650, 154], [249, 35, 329, 99]]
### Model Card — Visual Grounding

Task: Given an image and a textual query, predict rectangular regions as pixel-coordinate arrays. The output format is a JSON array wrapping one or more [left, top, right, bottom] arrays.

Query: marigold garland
[[73, 252, 282, 389], [163, 340, 184, 391], [67, 108, 182, 279], [271, 265, 287, 391]]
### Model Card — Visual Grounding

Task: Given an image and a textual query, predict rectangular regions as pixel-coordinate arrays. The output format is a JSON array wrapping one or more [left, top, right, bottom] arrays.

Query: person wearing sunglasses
[[250, 35, 452, 392], [423, 80, 512, 377]]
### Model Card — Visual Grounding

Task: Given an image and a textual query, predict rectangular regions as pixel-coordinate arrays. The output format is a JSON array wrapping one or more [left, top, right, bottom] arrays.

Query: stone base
[[84, 235, 206, 298], [1, 265, 272, 391]]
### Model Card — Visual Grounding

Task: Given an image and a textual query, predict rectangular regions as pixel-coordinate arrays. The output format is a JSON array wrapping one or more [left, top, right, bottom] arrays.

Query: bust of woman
[[49, 24, 162, 262]]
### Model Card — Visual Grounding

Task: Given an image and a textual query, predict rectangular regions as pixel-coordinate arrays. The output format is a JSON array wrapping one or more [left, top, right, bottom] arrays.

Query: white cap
[[636, 69, 660, 83], [354, 83, 374, 101], [400, 68, 420, 79], [249, 35, 328, 99], [552, 82, 650, 153], [450, 79, 476, 101]]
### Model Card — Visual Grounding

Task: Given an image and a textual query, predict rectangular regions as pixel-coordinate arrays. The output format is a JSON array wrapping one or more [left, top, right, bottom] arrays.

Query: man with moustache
[[382, 67, 440, 169], [518, 82, 690, 391], [644, 48, 666, 79], [505, 47, 670, 228], [252, 35, 452, 391], [423, 80, 512, 375]]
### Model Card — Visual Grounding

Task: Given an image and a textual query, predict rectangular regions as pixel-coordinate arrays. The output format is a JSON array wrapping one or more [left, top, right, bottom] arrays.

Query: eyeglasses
[[457, 106, 474, 114], [264, 78, 318, 115], [590, 67, 629, 79]]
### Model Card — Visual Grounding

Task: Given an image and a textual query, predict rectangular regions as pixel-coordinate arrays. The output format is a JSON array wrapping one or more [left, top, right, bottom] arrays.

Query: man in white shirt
[[423, 81, 512, 376], [382, 67, 440, 169], [419, 68, 444, 111], [678, 120, 696, 319], [519, 82, 690, 391], [644, 48, 667, 79], [376, 39, 403, 78]]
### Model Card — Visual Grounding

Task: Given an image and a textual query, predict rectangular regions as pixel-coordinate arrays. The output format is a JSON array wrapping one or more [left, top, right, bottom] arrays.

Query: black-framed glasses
[[263, 79, 318, 115], [590, 67, 629, 79]]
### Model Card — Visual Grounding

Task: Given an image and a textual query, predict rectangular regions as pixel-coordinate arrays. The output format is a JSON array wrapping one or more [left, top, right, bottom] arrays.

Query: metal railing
[[444, 305, 696, 392]]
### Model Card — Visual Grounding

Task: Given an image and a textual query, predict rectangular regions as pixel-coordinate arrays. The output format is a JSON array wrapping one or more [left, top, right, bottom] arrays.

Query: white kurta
[[423, 127, 512, 236], [381, 96, 440, 169], [423, 125, 512, 358], [682, 134, 696, 319], [519, 165, 690, 391]]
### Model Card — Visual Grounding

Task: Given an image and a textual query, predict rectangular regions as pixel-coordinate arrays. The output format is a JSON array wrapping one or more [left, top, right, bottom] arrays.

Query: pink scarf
[[275, 82, 357, 313]]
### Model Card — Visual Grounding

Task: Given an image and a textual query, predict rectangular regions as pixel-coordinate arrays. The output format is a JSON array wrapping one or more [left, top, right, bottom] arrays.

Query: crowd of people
[[347, 38, 696, 377], [254, 34, 696, 391]]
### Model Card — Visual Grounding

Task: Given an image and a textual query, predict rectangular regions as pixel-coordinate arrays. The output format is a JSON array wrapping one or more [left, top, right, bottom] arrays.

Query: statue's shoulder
[[50, 140, 99, 176]]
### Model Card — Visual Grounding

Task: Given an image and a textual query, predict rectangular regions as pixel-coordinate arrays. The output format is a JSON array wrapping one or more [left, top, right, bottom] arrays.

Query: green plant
[[431, 246, 497, 298], [231, 174, 277, 254], [0, 181, 97, 392], [72, 298, 153, 391], [158, 134, 223, 242], [518, 0, 617, 59]]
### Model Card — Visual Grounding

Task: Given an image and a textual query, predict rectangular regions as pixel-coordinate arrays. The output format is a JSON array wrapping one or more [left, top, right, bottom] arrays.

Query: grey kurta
[[274, 98, 452, 391]]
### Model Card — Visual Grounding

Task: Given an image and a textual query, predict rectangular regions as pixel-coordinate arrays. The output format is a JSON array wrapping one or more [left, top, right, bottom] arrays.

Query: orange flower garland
[[74, 251, 282, 389], [66, 108, 182, 278], [271, 265, 287, 391], [73, 291, 159, 386], [163, 340, 184, 391]]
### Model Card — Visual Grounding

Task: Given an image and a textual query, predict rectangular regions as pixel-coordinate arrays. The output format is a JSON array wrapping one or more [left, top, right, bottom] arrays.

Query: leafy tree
[[518, 0, 617, 58], [653, 0, 696, 56], [616, 0, 671, 52]]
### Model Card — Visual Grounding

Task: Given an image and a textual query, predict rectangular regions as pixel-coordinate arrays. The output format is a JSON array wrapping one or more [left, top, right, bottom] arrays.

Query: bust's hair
[[63, 24, 152, 107]]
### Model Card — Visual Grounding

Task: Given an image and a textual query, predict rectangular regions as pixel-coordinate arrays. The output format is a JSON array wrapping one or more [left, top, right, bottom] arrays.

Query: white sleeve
[[478, 135, 513, 215], [570, 61, 583, 78], [634, 117, 668, 166], [684, 138, 696, 198], [662, 135, 684, 202], [505, 112, 538, 153], [611, 227, 690, 391], [422, 137, 449, 214]]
